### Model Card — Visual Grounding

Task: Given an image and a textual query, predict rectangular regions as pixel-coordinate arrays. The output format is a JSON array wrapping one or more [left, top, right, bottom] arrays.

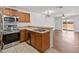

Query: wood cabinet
[[35, 36, 42, 50], [2, 7, 30, 22], [42, 32, 50, 51], [3, 8, 10, 16], [18, 12, 30, 22], [25, 30, 29, 42], [20, 30, 25, 42], [30, 32, 50, 52], [0, 7, 2, 14], [30, 32, 36, 47], [3, 8, 17, 16], [20, 30, 28, 42]]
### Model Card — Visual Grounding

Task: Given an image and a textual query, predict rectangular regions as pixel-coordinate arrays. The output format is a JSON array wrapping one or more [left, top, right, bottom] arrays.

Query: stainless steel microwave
[[3, 15, 18, 23], [2, 15, 19, 31]]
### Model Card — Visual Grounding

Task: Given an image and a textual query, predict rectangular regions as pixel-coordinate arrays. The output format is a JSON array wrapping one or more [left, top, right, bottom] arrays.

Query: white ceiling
[[10, 6, 79, 17]]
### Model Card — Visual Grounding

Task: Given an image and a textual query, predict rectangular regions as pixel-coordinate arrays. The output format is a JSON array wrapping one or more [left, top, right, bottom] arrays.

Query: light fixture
[[61, 14, 66, 19], [42, 10, 55, 17]]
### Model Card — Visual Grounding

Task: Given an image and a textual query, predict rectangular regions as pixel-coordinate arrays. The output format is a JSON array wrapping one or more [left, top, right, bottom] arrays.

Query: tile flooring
[[1, 42, 59, 53]]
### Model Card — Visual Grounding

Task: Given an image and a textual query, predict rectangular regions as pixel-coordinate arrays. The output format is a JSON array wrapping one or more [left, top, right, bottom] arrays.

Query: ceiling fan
[[42, 10, 55, 17], [42, 6, 67, 18]]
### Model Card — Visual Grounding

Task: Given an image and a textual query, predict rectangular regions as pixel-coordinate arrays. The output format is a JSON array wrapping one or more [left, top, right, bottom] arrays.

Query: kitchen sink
[[34, 28, 47, 32]]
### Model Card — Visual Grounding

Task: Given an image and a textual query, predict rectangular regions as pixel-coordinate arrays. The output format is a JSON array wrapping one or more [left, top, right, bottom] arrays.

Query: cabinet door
[[10, 9, 17, 16], [18, 12, 22, 22], [3, 8, 17, 16], [0, 7, 2, 14], [18, 12, 30, 22], [20, 30, 26, 42], [35, 36, 42, 51], [30, 32, 36, 47], [42, 32, 50, 52], [25, 13, 30, 22], [3, 8, 10, 16], [18, 12, 25, 22], [25, 31, 28, 42]]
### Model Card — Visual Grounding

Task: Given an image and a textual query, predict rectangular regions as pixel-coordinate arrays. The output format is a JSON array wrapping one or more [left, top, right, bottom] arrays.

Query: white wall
[[30, 13, 55, 27], [17, 12, 55, 28], [54, 17, 62, 30], [70, 15, 79, 32]]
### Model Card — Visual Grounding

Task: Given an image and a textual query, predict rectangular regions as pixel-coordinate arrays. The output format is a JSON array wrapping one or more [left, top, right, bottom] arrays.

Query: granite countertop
[[0, 26, 53, 34], [0, 29, 20, 35], [18, 26, 53, 34]]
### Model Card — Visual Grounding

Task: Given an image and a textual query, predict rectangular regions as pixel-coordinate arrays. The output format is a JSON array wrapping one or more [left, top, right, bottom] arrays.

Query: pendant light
[[61, 14, 65, 19]]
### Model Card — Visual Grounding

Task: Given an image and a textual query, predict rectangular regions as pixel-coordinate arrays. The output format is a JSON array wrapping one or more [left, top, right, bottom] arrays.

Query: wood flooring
[[54, 30, 79, 53]]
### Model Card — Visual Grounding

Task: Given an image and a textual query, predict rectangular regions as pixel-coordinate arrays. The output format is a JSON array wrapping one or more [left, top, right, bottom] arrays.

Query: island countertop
[[18, 26, 53, 34]]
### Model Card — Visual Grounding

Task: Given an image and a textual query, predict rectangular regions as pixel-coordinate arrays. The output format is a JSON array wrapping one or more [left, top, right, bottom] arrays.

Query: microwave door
[[4, 17, 15, 23]]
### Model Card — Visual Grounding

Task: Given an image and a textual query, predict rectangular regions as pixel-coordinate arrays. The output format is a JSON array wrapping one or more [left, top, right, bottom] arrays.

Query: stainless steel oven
[[3, 32, 20, 49]]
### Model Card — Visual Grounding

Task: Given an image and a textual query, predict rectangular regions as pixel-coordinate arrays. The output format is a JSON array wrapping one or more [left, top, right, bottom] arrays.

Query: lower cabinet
[[25, 30, 29, 42], [20, 30, 50, 52], [35, 36, 42, 51], [30, 32, 50, 52], [20, 30, 28, 43], [30, 32, 36, 47]]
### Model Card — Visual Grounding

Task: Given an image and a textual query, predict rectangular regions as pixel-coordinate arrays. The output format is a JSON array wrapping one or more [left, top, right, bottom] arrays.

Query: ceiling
[[10, 6, 79, 17]]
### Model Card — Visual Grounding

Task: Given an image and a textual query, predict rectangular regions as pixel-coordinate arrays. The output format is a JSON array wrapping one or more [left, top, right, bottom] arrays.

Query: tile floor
[[1, 42, 59, 53]]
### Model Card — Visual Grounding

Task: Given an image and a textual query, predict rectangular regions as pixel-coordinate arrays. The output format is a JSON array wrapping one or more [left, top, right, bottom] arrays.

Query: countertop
[[0, 26, 53, 34], [0, 30, 20, 35], [18, 26, 53, 34]]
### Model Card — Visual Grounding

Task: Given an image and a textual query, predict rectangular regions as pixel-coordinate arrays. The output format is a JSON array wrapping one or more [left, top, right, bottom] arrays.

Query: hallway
[[54, 30, 79, 53]]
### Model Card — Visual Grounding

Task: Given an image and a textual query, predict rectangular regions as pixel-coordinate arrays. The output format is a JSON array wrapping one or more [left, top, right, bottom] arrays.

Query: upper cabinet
[[2, 7, 30, 22], [3, 8, 17, 16], [18, 12, 30, 22], [0, 7, 2, 14]]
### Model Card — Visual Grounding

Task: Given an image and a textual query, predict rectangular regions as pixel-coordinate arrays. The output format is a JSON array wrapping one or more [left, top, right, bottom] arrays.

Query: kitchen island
[[18, 26, 53, 52]]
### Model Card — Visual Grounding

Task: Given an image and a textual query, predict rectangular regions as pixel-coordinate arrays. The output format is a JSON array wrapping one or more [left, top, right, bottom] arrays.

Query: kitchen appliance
[[2, 15, 18, 31], [3, 32, 20, 49], [3, 15, 17, 23], [7, 25, 17, 31], [0, 15, 20, 49]]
